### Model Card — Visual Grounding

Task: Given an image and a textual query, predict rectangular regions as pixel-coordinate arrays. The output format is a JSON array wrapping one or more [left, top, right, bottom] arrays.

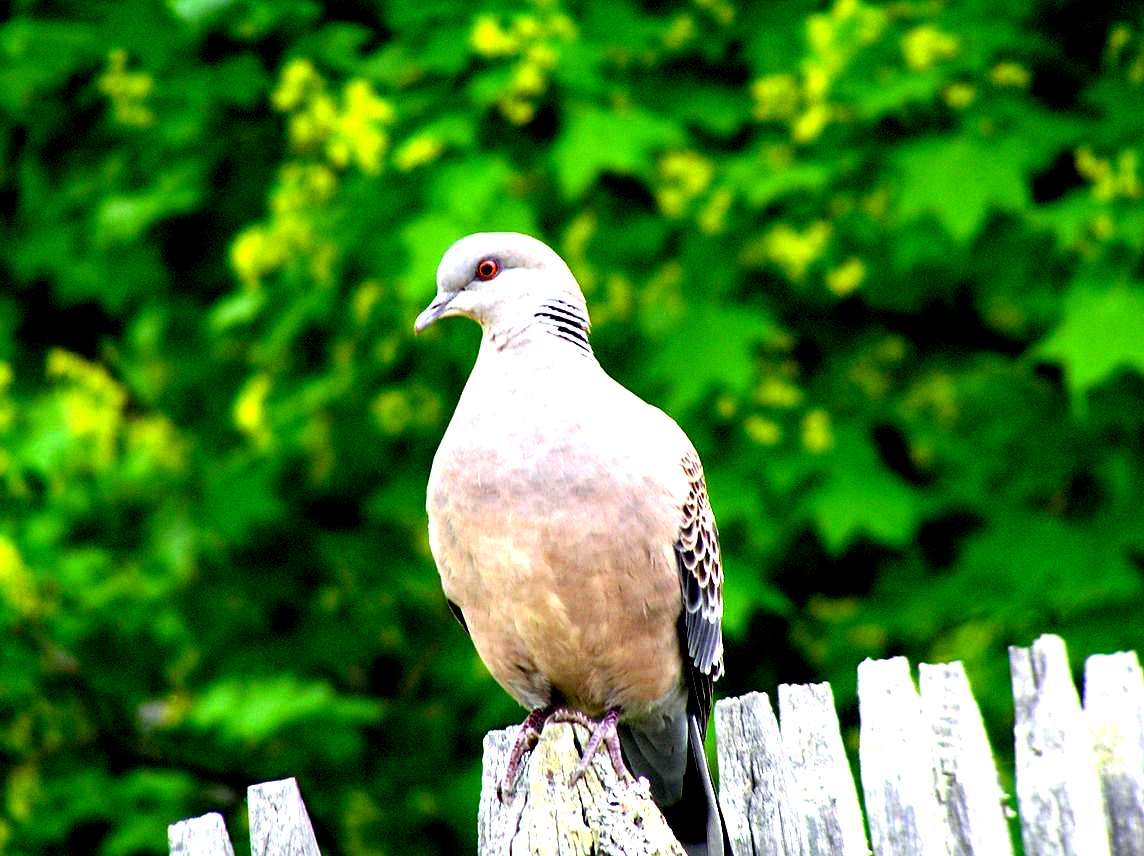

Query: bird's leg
[[498, 707, 548, 802], [547, 706, 631, 785]]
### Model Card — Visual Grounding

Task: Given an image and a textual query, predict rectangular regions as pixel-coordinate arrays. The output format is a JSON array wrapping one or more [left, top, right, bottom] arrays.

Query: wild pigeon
[[416, 232, 726, 856]]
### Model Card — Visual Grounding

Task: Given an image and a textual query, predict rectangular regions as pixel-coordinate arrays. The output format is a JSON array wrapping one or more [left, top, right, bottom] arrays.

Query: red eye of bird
[[475, 258, 500, 281]]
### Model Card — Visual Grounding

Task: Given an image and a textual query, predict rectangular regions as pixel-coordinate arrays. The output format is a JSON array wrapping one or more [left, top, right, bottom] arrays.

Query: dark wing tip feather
[[446, 598, 470, 635], [675, 450, 725, 735]]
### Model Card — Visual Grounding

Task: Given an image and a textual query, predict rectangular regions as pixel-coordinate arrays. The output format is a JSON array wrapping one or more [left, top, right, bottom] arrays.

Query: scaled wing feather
[[674, 451, 725, 733]]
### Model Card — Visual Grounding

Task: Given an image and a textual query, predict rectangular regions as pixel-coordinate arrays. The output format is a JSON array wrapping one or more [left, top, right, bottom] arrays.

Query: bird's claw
[[499, 705, 631, 800], [498, 708, 547, 802], [549, 706, 630, 785]]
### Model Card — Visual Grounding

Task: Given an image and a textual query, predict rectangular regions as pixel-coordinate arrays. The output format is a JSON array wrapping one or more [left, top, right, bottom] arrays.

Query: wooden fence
[[168, 633, 1144, 855]]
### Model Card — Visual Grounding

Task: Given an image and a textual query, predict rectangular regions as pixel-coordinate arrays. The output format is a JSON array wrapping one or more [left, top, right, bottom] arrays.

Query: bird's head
[[414, 232, 588, 335]]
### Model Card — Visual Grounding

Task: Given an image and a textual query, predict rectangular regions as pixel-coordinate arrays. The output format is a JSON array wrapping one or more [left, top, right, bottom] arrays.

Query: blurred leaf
[[0, 18, 100, 112], [893, 134, 1029, 241], [186, 675, 382, 744], [645, 303, 780, 411], [956, 511, 1143, 617], [168, 0, 237, 24], [801, 427, 923, 554], [728, 153, 834, 209], [95, 172, 202, 244], [1036, 280, 1144, 410], [552, 102, 684, 197]]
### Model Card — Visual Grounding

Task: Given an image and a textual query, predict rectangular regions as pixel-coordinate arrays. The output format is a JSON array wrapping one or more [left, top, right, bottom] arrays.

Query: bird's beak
[[414, 292, 456, 334]]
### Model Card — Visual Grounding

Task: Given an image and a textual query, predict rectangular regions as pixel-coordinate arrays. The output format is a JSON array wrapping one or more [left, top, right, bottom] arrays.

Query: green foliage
[[2, 0, 1144, 852], [1037, 280, 1144, 408]]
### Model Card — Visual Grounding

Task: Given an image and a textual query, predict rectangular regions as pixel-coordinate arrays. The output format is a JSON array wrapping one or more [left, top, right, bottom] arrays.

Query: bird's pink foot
[[498, 707, 548, 802], [547, 706, 630, 785]]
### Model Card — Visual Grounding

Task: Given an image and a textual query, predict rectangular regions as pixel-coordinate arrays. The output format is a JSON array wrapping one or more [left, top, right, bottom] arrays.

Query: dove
[[416, 232, 726, 856]]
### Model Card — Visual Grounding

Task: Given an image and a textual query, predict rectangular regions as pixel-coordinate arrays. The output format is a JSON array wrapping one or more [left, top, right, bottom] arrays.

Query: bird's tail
[[623, 712, 729, 856]]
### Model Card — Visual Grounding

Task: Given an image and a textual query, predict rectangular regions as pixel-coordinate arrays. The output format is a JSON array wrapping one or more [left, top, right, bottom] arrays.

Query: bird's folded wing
[[675, 450, 725, 733]]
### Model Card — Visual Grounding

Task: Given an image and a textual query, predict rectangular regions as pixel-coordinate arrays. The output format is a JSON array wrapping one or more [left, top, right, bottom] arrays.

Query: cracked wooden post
[[479, 722, 686, 856], [858, 657, 949, 855], [919, 661, 1014, 856], [856, 657, 1013, 856], [715, 691, 806, 856], [168, 812, 235, 856], [248, 777, 322, 856], [779, 682, 869, 856], [1010, 634, 1111, 856], [1083, 650, 1144, 855]]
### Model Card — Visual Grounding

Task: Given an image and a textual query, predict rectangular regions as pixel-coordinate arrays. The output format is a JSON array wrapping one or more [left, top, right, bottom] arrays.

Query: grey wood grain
[[1084, 651, 1144, 856], [168, 812, 235, 856], [715, 691, 807, 856], [919, 661, 1014, 856], [1010, 634, 1110, 856], [478, 722, 685, 855], [858, 656, 948, 855], [248, 778, 321, 856], [778, 682, 869, 856]]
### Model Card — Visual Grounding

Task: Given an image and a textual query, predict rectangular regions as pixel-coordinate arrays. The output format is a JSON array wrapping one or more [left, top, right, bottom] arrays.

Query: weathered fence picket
[[478, 721, 684, 855], [1011, 635, 1112, 855], [857, 656, 949, 855], [714, 692, 806, 855], [917, 661, 1012, 856], [1084, 651, 1144, 855], [248, 778, 322, 856], [169, 778, 318, 856], [168, 634, 1144, 856], [168, 812, 234, 856], [777, 681, 868, 855]]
